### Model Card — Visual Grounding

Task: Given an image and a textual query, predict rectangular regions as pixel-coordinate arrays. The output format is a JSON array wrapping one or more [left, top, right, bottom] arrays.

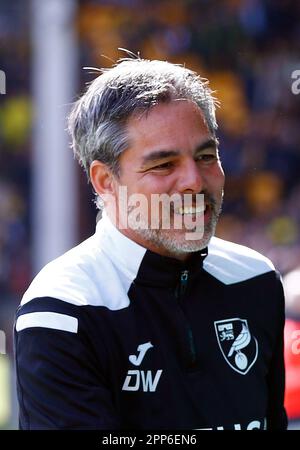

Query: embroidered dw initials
[[122, 341, 163, 392]]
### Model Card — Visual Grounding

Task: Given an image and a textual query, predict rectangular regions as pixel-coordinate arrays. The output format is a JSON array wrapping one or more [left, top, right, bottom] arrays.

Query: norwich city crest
[[214, 318, 258, 375]]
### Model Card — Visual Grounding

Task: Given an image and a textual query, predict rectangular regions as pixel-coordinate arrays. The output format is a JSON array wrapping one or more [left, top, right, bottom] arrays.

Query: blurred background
[[0, 0, 300, 429]]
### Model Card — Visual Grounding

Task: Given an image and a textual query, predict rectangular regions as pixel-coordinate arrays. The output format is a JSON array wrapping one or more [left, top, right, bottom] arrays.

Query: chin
[[167, 232, 212, 254], [132, 218, 217, 257], [151, 228, 214, 256]]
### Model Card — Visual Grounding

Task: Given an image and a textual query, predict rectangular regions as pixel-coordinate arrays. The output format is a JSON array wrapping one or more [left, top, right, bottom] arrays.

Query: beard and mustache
[[126, 190, 223, 256]]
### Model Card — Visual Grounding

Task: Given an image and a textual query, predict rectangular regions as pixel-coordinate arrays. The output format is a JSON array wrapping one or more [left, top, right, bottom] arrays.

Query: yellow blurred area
[[77, 2, 196, 68], [78, 4, 128, 64], [266, 216, 298, 246], [154, 0, 188, 26], [141, 35, 170, 62], [245, 171, 283, 216], [208, 71, 249, 136], [0, 96, 31, 149]]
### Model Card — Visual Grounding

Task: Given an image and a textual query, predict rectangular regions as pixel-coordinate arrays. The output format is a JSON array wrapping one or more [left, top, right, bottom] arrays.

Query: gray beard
[[129, 194, 223, 257]]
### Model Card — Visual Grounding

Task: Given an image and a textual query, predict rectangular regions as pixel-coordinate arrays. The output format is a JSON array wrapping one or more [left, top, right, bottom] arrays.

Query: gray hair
[[68, 55, 219, 209]]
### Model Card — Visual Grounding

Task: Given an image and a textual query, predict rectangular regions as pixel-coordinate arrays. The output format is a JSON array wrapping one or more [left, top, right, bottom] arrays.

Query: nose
[[176, 158, 204, 193]]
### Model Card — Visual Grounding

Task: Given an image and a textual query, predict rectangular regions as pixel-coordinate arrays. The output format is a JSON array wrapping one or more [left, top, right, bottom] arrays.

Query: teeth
[[178, 206, 205, 214]]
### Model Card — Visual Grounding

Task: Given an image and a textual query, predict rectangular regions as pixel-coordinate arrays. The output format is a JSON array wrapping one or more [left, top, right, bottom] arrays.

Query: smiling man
[[14, 56, 287, 430]]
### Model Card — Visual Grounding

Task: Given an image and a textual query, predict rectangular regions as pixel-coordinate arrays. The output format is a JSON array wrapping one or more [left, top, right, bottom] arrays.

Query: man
[[14, 56, 287, 430]]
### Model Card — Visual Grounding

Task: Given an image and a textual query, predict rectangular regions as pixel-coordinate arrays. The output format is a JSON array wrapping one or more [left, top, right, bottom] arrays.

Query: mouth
[[175, 204, 208, 215]]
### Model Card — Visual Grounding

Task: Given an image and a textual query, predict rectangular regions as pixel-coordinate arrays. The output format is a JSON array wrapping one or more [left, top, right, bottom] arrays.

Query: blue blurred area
[[0, 0, 300, 429]]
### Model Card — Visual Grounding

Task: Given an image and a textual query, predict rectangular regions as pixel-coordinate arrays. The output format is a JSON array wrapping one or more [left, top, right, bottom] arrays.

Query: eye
[[151, 161, 174, 170], [196, 153, 217, 163]]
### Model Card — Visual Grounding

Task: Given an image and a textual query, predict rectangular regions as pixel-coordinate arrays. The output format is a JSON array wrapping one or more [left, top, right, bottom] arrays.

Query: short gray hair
[[68, 55, 219, 208]]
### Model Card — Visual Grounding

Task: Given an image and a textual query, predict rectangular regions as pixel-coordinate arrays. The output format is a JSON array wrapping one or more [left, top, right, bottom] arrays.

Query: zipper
[[180, 270, 189, 297], [175, 269, 198, 368]]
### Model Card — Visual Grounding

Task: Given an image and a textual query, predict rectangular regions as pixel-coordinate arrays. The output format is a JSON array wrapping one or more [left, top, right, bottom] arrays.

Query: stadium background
[[0, 0, 300, 429]]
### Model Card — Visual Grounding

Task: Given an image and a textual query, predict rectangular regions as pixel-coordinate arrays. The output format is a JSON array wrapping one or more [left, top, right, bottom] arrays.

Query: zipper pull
[[180, 270, 189, 297]]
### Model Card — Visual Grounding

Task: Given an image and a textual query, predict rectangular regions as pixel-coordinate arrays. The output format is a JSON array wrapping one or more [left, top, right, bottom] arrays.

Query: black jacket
[[14, 213, 287, 430]]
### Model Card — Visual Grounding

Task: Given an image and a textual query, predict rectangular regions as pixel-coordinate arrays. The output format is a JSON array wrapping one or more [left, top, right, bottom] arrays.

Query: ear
[[90, 160, 116, 197]]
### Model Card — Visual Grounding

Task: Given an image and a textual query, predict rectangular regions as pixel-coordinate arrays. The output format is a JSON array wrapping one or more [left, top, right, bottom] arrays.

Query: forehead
[[125, 100, 211, 160]]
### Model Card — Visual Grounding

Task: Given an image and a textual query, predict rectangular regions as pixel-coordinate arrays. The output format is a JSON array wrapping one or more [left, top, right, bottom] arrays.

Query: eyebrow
[[140, 138, 219, 165]]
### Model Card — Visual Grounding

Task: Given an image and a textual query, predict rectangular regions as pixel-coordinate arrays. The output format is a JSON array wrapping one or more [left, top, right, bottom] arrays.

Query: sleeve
[[14, 298, 120, 430], [265, 274, 288, 430]]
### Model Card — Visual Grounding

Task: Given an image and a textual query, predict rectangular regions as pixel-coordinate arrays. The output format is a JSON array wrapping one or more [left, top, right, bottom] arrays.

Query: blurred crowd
[[0, 0, 300, 428]]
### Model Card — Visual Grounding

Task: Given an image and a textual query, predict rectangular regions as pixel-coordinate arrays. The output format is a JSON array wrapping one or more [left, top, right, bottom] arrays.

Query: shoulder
[[205, 236, 276, 285], [21, 233, 130, 310]]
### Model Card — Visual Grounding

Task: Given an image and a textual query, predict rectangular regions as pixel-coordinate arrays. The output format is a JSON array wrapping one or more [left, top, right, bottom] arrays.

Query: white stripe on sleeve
[[16, 312, 78, 333]]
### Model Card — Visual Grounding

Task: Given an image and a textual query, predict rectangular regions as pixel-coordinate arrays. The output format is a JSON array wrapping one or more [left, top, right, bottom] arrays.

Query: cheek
[[206, 166, 225, 193], [133, 175, 176, 195]]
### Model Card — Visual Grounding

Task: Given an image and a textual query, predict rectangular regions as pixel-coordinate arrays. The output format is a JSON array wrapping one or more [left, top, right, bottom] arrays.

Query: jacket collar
[[96, 210, 207, 288]]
